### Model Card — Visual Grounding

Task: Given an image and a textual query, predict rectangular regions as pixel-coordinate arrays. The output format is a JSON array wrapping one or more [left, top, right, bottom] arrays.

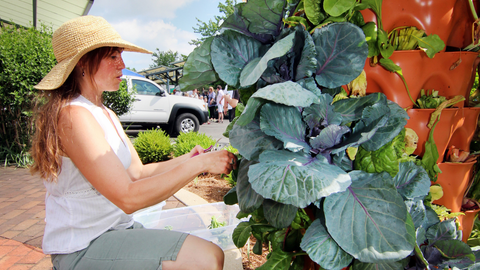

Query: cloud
[[111, 19, 198, 70], [89, 0, 197, 21], [111, 19, 197, 54]]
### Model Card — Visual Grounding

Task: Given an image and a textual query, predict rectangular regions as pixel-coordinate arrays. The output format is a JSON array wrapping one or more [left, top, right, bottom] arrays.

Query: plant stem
[[468, 0, 479, 21], [464, 0, 480, 51], [397, 72, 418, 107]]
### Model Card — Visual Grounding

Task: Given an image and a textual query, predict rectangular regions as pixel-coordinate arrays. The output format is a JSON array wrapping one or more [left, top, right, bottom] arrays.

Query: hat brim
[[34, 38, 151, 90]]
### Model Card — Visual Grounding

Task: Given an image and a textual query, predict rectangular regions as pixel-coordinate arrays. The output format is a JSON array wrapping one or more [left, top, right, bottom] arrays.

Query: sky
[[88, 0, 223, 71]]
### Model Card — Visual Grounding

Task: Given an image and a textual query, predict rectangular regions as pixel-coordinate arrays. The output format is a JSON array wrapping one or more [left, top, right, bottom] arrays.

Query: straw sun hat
[[34, 15, 152, 90]]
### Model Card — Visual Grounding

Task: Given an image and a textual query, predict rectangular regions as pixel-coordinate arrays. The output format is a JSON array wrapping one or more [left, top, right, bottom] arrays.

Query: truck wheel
[[175, 113, 199, 134]]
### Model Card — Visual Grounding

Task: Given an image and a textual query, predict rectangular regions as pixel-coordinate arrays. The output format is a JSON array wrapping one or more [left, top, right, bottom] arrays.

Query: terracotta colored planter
[[360, 0, 476, 49], [458, 207, 480, 243], [432, 161, 477, 213], [448, 107, 480, 152], [364, 51, 478, 109], [405, 108, 461, 162]]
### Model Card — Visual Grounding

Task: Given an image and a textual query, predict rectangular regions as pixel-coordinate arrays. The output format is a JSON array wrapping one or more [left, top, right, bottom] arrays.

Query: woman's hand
[[195, 150, 237, 175]]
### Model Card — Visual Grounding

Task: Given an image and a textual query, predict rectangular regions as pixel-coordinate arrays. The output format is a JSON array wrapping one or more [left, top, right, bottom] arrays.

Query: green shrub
[[173, 132, 216, 157], [133, 129, 173, 164], [0, 23, 56, 165], [102, 81, 136, 116]]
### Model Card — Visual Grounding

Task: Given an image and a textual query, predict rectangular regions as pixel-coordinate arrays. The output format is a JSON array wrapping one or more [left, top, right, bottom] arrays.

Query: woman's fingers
[[203, 150, 237, 174]]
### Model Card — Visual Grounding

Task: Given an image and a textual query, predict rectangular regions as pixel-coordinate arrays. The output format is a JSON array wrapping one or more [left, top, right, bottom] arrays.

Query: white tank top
[[42, 95, 133, 254]]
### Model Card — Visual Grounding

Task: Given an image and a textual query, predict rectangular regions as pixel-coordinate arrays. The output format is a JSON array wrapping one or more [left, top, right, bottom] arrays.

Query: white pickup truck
[[118, 75, 209, 135]]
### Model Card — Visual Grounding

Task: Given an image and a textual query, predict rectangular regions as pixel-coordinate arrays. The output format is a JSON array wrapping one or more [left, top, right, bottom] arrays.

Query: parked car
[[118, 75, 209, 134]]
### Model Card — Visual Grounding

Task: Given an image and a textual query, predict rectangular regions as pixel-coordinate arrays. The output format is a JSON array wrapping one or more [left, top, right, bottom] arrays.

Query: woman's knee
[[164, 235, 224, 270]]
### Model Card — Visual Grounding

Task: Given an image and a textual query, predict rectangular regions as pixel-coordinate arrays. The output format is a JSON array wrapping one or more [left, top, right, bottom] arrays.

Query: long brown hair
[[30, 47, 120, 181]]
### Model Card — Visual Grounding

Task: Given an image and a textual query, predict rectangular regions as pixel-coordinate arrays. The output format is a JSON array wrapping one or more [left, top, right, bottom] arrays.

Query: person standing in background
[[216, 85, 225, 123], [207, 86, 216, 122]]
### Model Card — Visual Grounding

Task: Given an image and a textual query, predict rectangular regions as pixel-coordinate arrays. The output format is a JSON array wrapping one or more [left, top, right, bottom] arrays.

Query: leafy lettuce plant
[[180, 0, 478, 269]]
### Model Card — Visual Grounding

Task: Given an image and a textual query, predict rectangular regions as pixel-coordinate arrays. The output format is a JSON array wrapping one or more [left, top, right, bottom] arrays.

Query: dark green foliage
[[133, 129, 173, 164], [102, 80, 135, 116], [173, 132, 216, 157], [0, 23, 56, 165]]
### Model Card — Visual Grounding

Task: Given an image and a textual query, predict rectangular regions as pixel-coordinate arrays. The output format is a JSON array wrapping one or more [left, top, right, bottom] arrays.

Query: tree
[[189, 0, 237, 46], [0, 23, 56, 166], [150, 49, 182, 68]]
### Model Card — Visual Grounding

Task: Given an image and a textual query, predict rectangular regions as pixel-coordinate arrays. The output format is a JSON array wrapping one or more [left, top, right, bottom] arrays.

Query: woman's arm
[[59, 106, 236, 214], [224, 94, 239, 108], [125, 138, 203, 181]]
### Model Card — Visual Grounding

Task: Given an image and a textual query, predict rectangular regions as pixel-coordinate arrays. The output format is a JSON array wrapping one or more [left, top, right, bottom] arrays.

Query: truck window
[[133, 79, 161, 96]]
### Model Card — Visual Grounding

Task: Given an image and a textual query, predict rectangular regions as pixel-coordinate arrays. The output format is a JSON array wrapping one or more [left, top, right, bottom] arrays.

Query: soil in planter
[[184, 174, 268, 269], [184, 173, 233, 203]]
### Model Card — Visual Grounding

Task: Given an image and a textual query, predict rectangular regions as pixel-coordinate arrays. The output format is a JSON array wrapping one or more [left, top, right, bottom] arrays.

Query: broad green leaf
[[232, 221, 252, 248], [295, 28, 318, 81], [418, 34, 445, 59], [296, 78, 322, 97], [421, 121, 441, 182], [378, 58, 401, 73], [426, 219, 458, 244], [263, 199, 298, 228], [362, 22, 380, 58], [257, 249, 293, 270], [361, 101, 408, 151], [180, 37, 218, 90], [352, 259, 409, 270], [251, 81, 320, 107], [236, 159, 264, 213], [393, 162, 430, 200], [236, 98, 266, 126], [304, 0, 323, 25], [223, 186, 238, 205], [300, 219, 353, 269], [313, 22, 368, 89], [377, 29, 394, 59], [240, 32, 296, 87], [242, 0, 287, 37], [330, 107, 389, 154], [333, 93, 387, 124], [303, 93, 343, 129], [435, 240, 476, 265], [229, 117, 283, 161], [311, 125, 350, 150], [324, 170, 415, 262], [324, 0, 356, 17], [260, 103, 310, 152], [405, 200, 427, 229], [220, 4, 273, 44], [248, 150, 351, 208], [211, 30, 264, 88]]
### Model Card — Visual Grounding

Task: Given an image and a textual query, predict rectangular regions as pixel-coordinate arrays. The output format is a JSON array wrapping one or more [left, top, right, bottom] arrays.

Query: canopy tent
[[139, 60, 184, 92], [0, 0, 94, 30], [122, 69, 145, 78]]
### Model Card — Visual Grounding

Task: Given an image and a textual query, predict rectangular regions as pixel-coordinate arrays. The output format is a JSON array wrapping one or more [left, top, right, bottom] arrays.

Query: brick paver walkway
[[0, 166, 186, 269]]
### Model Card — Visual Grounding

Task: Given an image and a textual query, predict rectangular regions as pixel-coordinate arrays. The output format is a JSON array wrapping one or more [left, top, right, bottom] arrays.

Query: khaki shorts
[[51, 222, 188, 270]]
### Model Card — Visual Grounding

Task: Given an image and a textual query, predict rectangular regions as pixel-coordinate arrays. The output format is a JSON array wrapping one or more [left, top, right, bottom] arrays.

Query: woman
[[30, 16, 236, 270], [216, 85, 225, 124], [207, 86, 217, 122]]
